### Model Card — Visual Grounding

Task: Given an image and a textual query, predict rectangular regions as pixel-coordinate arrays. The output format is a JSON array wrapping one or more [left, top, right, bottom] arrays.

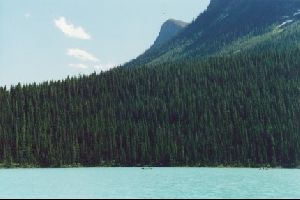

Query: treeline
[[0, 49, 300, 168]]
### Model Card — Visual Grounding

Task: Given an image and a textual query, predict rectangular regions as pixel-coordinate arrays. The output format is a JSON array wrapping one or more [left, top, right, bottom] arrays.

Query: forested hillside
[[1, 48, 299, 168], [127, 0, 300, 66], [1, 0, 300, 168]]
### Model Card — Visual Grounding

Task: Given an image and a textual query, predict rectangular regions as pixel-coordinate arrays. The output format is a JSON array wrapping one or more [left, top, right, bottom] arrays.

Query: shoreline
[[0, 163, 298, 170]]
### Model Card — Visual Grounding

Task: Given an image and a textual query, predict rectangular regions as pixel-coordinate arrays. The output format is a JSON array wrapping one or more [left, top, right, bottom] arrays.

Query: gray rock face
[[152, 19, 188, 48]]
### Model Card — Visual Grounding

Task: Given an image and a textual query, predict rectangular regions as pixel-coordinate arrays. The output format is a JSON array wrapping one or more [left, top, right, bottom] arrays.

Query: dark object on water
[[142, 167, 153, 170]]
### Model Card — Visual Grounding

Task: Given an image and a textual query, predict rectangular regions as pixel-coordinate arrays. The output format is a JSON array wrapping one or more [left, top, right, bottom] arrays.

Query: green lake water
[[0, 168, 299, 199]]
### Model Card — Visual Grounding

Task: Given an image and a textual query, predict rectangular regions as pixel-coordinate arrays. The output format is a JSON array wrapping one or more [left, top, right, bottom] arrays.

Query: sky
[[0, 0, 210, 87]]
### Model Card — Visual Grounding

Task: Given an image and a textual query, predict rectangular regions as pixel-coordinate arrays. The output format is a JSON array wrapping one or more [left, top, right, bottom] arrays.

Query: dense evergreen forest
[[0, 48, 300, 168]]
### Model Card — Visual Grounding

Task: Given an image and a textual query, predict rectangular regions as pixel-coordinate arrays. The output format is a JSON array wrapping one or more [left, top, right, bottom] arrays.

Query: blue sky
[[0, 0, 210, 86]]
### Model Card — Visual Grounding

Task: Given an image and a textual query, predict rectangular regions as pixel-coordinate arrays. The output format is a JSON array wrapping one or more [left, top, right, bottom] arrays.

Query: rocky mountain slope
[[152, 19, 188, 48], [126, 0, 300, 66]]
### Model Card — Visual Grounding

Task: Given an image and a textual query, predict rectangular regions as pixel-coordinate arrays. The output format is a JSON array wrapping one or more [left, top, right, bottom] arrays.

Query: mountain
[[127, 0, 300, 66], [152, 19, 188, 48], [1, 0, 300, 168]]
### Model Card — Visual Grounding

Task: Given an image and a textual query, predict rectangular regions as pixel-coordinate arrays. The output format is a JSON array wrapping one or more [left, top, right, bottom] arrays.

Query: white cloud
[[67, 48, 115, 71], [69, 63, 88, 69], [94, 63, 116, 71], [67, 48, 99, 62], [54, 17, 91, 40], [24, 13, 32, 19]]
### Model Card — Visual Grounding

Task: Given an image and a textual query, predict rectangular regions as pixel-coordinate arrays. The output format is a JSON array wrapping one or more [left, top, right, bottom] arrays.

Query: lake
[[0, 168, 299, 199]]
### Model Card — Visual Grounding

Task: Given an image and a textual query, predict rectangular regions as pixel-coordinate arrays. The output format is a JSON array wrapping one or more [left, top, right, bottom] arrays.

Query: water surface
[[0, 168, 299, 199]]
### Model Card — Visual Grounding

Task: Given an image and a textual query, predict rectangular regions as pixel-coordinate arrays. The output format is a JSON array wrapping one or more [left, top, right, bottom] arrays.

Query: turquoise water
[[0, 168, 299, 199]]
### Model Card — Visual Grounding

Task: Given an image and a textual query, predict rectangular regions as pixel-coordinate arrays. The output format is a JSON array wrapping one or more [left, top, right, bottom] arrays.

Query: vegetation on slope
[[127, 0, 300, 66], [0, 48, 300, 168]]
